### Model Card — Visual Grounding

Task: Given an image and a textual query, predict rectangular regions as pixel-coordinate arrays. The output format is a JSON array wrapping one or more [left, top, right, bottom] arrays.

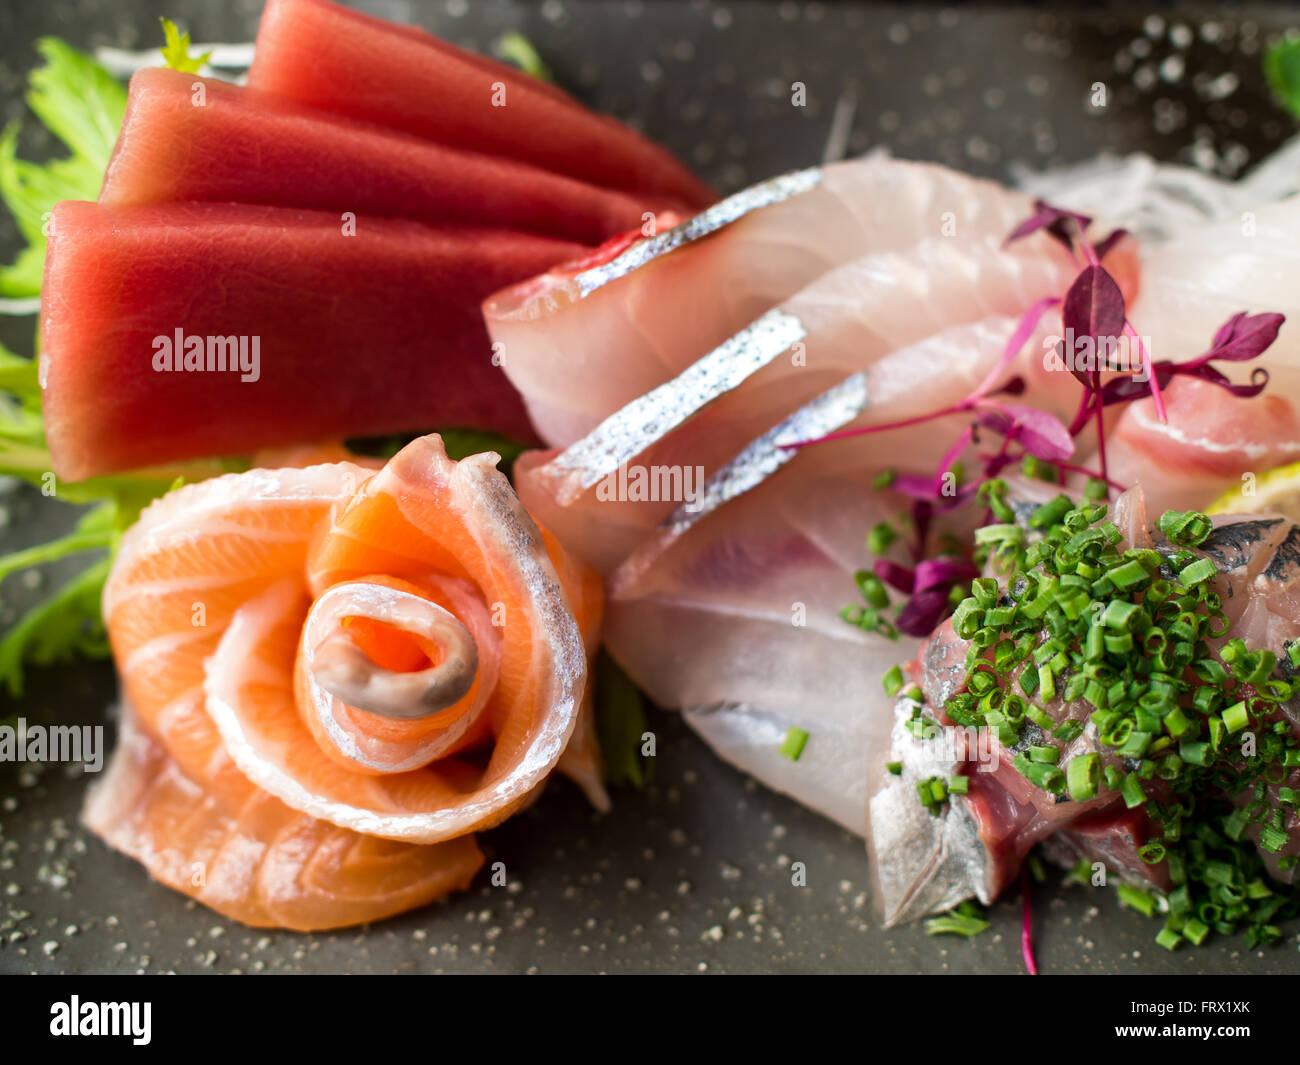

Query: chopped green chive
[[779, 726, 809, 761], [883, 665, 904, 697], [924, 907, 989, 937], [1066, 753, 1100, 801], [867, 521, 896, 554], [1222, 700, 1250, 735], [1117, 883, 1157, 917], [871, 490, 1300, 954]]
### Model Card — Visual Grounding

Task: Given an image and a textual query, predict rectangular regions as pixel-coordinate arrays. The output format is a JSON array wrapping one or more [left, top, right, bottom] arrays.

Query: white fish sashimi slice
[[517, 235, 1085, 574], [606, 465, 913, 834], [520, 313, 1067, 576], [1129, 195, 1300, 374], [486, 156, 1064, 447], [1095, 196, 1300, 514], [603, 381, 913, 833]]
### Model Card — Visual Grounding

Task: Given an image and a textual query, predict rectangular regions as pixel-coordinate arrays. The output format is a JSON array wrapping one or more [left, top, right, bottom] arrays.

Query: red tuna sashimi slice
[[101, 68, 683, 247], [246, 0, 714, 209], [40, 201, 586, 481]]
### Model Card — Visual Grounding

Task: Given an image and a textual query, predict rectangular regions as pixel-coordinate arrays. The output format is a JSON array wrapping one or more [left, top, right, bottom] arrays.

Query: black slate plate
[[2, 0, 1299, 975]]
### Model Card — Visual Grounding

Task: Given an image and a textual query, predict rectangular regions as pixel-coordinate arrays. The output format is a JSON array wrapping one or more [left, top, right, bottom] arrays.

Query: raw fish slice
[[1104, 378, 1300, 516], [486, 158, 1091, 447], [108, 436, 589, 843], [94, 435, 602, 926], [84, 709, 483, 931], [875, 491, 1300, 921], [103, 461, 367, 794], [1101, 197, 1300, 512], [247, 0, 712, 207], [40, 201, 586, 480], [600, 380, 915, 833], [519, 305, 1070, 574], [102, 68, 682, 246]]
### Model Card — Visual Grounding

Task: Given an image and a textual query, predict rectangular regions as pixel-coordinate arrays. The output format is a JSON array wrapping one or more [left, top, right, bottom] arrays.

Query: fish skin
[[247, 0, 714, 208], [103, 68, 681, 246], [867, 701, 997, 927]]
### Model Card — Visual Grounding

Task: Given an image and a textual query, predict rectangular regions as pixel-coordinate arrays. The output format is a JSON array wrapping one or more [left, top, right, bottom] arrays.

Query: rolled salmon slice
[[90, 435, 601, 927], [84, 711, 483, 931]]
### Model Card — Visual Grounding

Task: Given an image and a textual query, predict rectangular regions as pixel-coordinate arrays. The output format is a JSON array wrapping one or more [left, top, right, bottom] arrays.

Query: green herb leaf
[[494, 32, 553, 83], [0, 555, 112, 698], [593, 651, 652, 789], [0, 40, 126, 297], [159, 17, 212, 75], [925, 901, 989, 937], [1265, 35, 1300, 119]]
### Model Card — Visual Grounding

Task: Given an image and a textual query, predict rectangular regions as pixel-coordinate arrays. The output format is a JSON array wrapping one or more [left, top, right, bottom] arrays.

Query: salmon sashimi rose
[[84, 435, 604, 930]]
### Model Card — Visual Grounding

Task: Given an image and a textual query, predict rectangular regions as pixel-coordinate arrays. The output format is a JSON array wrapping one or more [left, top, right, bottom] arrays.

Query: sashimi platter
[[6, 0, 1300, 981]]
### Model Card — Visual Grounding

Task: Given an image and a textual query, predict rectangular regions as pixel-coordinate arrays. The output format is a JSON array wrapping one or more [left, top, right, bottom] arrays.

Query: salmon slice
[[246, 0, 713, 208], [101, 68, 684, 246], [84, 710, 483, 931], [89, 435, 601, 927]]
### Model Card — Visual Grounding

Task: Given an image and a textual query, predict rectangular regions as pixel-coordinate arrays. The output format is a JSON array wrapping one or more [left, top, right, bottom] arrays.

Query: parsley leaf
[[0, 39, 126, 297]]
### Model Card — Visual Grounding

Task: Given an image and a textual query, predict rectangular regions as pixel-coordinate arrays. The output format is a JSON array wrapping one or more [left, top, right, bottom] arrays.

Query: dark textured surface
[[3, 0, 1300, 974]]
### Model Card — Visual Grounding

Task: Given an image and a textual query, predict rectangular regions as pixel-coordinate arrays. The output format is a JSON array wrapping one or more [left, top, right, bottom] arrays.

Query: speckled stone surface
[[3, 1, 1300, 974]]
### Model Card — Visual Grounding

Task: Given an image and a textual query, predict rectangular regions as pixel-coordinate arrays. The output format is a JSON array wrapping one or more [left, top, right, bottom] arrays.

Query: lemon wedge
[[1206, 461, 1300, 520]]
